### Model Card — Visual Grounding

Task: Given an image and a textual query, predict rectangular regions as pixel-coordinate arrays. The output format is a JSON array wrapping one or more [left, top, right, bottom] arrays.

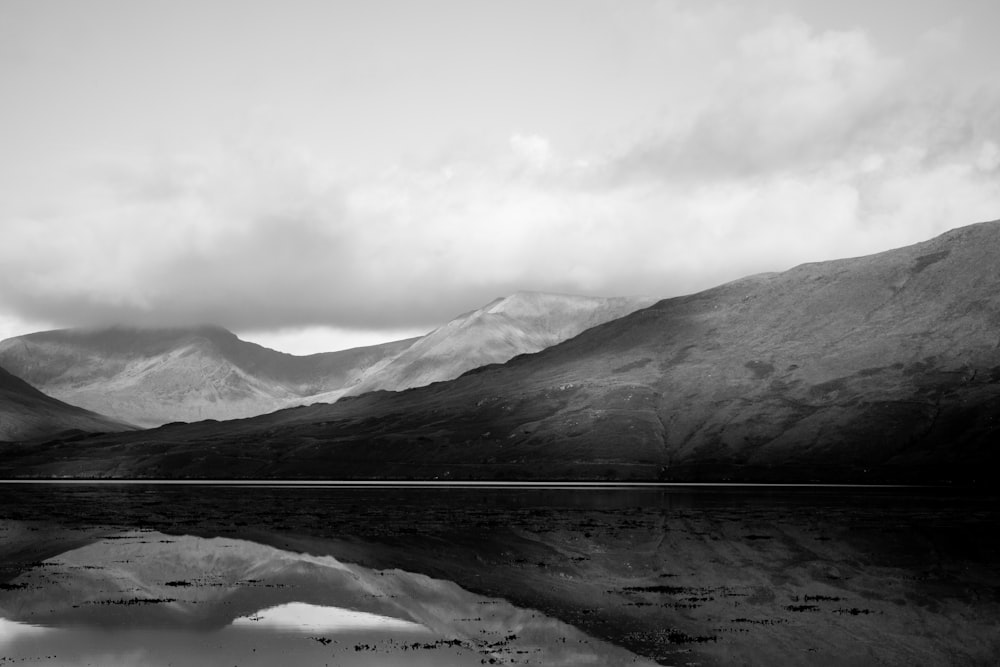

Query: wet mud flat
[[1, 483, 998, 666]]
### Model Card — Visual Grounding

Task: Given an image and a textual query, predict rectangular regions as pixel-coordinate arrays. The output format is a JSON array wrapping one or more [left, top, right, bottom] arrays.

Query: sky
[[1, 0, 999, 354]]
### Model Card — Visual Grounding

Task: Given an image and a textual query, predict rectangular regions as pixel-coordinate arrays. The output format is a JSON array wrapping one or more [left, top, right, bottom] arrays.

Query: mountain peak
[[343, 291, 658, 396]]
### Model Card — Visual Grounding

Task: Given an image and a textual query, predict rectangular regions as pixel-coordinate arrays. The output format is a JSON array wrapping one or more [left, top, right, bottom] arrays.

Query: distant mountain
[[335, 291, 658, 399], [0, 293, 654, 428], [5, 220, 999, 482], [0, 365, 134, 441], [0, 326, 417, 428]]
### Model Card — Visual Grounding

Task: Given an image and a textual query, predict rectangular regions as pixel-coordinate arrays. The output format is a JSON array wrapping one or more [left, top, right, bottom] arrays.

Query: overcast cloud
[[1, 1, 998, 350]]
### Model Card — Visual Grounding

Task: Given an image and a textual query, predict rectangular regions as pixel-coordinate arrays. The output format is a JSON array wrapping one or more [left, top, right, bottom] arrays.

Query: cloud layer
[[1, 10, 998, 332]]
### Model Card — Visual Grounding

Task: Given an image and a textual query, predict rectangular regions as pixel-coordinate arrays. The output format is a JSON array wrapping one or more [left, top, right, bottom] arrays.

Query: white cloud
[[510, 133, 553, 170], [618, 15, 904, 180], [0, 9, 998, 334], [977, 141, 1000, 172]]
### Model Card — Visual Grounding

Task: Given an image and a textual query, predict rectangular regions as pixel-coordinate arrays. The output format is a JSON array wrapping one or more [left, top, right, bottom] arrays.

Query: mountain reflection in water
[[1, 483, 998, 666], [0, 529, 646, 666]]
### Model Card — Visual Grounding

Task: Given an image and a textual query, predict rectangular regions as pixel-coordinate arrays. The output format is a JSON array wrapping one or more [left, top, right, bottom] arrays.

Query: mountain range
[[0, 292, 653, 428], [0, 327, 417, 428], [1, 221, 998, 482]]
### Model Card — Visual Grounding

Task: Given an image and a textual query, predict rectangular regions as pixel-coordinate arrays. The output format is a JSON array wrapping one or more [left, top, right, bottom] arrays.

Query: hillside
[[3, 220, 999, 482], [0, 365, 134, 441]]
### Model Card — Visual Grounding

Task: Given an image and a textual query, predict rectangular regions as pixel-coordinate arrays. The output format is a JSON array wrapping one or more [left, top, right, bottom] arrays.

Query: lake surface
[[0, 483, 997, 666]]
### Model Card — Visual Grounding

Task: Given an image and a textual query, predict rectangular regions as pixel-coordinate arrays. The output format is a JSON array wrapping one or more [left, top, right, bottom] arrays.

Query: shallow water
[[0, 483, 997, 666]]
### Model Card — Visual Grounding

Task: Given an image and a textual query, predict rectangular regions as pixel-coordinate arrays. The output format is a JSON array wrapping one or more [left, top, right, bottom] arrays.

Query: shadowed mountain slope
[[0, 365, 134, 441], [3, 221, 1000, 481]]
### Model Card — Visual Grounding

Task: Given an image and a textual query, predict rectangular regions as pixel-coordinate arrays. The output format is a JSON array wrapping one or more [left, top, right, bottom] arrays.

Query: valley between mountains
[[1, 221, 999, 482]]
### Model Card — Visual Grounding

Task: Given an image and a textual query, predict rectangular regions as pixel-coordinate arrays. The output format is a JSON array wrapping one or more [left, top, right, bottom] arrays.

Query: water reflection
[[232, 602, 429, 631], [0, 529, 652, 666], [1, 624, 472, 667], [1, 484, 998, 666]]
